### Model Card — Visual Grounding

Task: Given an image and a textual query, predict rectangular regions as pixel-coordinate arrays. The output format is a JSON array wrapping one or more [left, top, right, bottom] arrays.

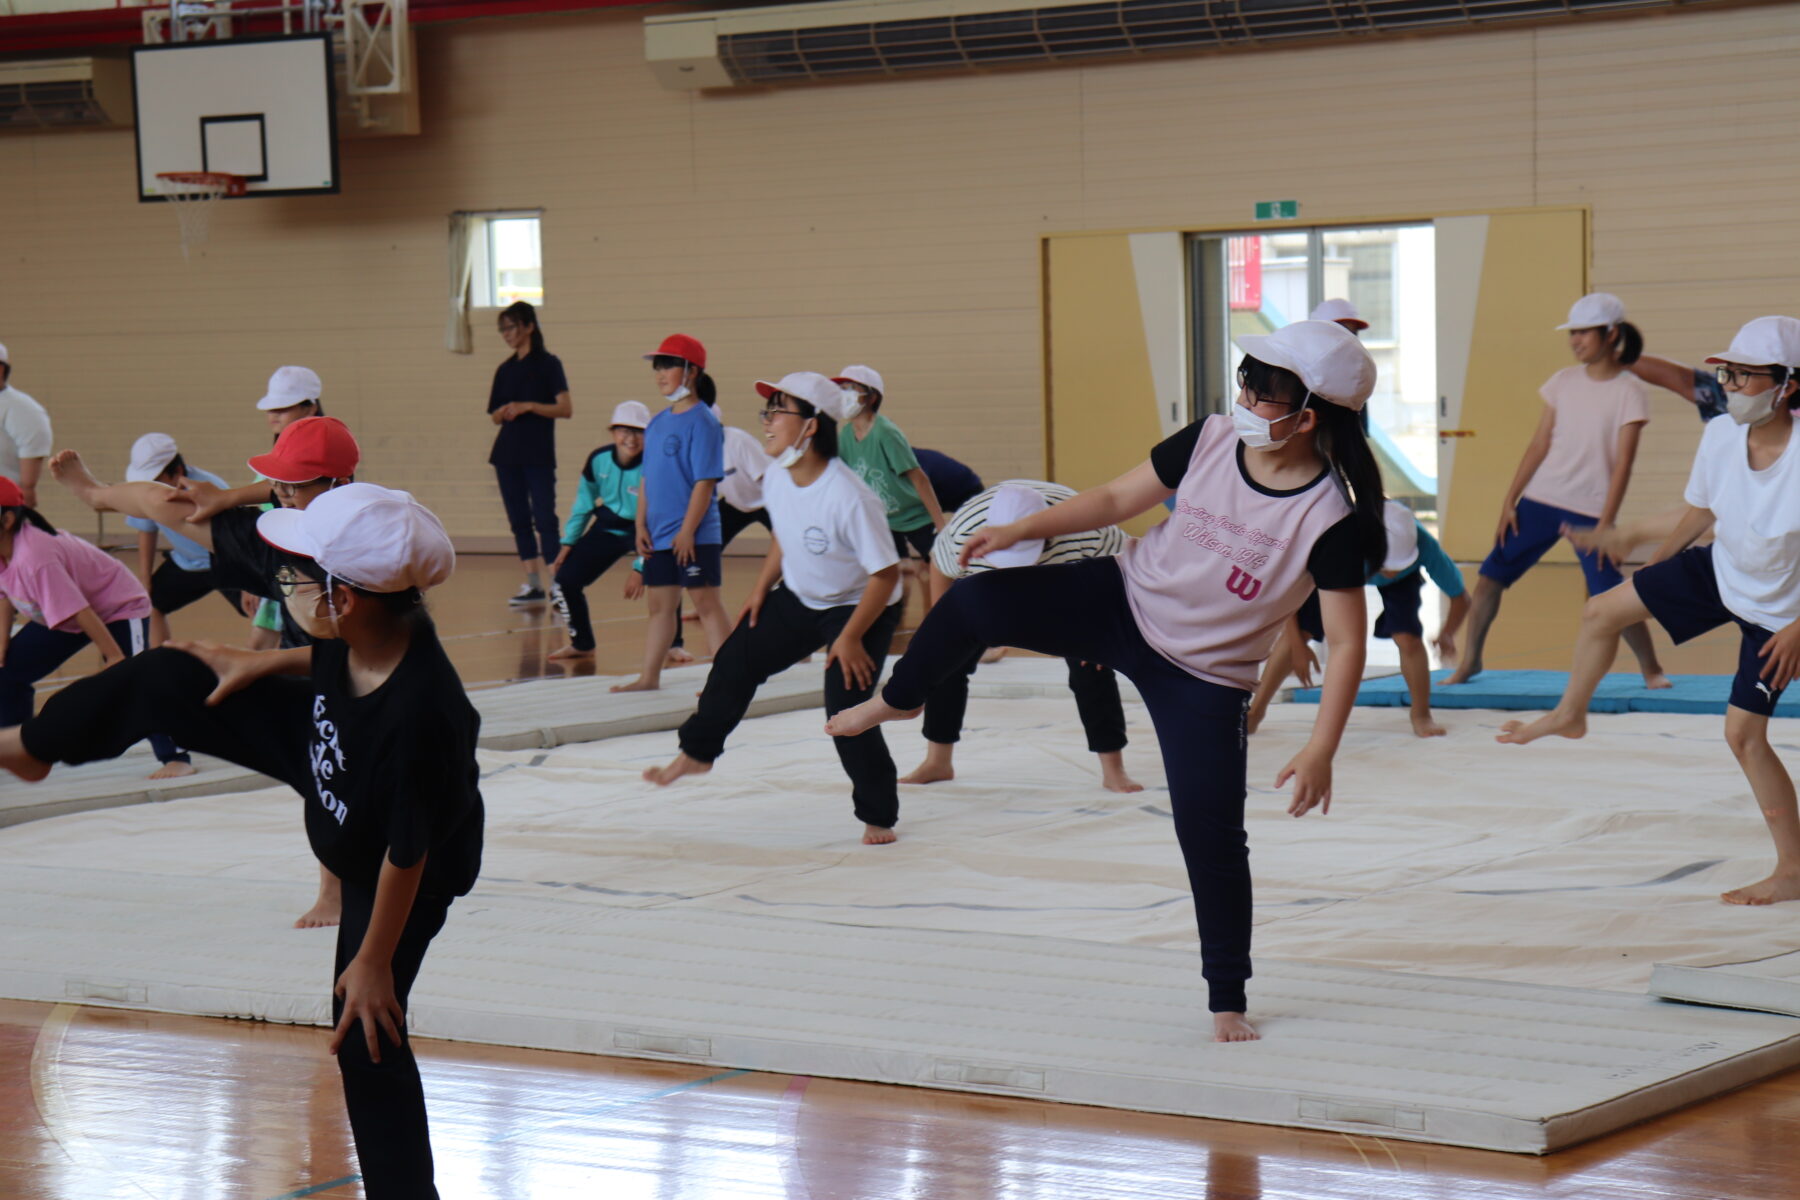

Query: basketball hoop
[[155, 171, 246, 258]]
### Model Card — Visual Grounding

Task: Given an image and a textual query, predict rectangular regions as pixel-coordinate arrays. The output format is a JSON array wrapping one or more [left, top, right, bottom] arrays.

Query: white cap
[[1235, 320, 1377, 411], [0, 343, 9, 364], [257, 365, 322, 411], [1381, 500, 1420, 574], [609, 400, 651, 429], [832, 365, 885, 397], [1556, 293, 1626, 331], [126, 432, 181, 482], [755, 371, 862, 422], [256, 482, 455, 594], [1704, 316, 1800, 371], [979, 483, 1048, 569], [1309, 299, 1368, 331]]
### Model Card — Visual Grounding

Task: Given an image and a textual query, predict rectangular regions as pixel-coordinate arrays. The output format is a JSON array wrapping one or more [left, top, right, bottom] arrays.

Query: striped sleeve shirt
[[931, 479, 1127, 579]]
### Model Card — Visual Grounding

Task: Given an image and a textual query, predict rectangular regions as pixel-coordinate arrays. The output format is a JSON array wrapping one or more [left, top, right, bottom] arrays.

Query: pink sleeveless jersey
[[1119, 414, 1352, 691]]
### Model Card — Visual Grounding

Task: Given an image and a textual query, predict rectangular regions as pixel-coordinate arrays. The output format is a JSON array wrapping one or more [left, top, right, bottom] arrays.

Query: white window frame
[[467, 208, 545, 310]]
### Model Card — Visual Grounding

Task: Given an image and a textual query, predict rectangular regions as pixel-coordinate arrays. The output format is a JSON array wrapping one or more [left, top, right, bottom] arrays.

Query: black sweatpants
[[20, 649, 448, 1197], [679, 586, 904, 828], [882, 557, 1253, 1014], [923, 649, 1128, 753], [553, 527, 635, 652], [719, 500, 772, 547]]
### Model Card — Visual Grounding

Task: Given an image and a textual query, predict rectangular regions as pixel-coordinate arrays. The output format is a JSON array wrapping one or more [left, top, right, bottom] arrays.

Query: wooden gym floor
[[10, 551, 1776, 1199]]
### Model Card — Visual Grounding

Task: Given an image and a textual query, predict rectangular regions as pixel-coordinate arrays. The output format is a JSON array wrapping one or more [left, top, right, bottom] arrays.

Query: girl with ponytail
[[826, 319, 1383, 1044], [1446, 292, 1669, 688]]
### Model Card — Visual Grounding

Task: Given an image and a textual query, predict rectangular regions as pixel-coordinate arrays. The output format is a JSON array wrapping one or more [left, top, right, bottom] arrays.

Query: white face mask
[[666, 383, 690, 404], [1727, 385, 1781, 427], [838, 388, 864, 420], [769, 417, 817, 470], [1232, 394, 1308, 450]]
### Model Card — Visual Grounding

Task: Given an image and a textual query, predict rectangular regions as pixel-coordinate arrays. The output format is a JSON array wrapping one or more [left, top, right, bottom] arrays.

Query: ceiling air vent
[[0, 57, 134, 129], [646, 0, 1716, 89]]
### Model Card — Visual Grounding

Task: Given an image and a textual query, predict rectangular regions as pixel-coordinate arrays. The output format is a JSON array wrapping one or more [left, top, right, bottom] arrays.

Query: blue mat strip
[[1291, 669, 1800, 717]]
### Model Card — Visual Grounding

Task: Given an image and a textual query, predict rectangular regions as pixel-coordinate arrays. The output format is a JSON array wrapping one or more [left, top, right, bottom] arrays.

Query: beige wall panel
[[0, 4, 1794, 550]]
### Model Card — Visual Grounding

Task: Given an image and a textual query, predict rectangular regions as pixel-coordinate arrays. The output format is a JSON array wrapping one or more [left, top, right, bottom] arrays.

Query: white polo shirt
[[0, 385, 52, 484]]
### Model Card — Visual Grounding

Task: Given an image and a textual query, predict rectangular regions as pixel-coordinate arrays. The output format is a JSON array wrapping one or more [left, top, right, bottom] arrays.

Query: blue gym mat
[[1291, 669, 1800, 717]]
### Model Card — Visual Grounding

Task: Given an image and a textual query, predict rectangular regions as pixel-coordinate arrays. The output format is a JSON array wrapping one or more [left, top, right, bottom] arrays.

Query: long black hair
[[1602, 321, 1644, 366], [500, 300, 546, 356], [1, 505, 57, 537], [1240, 355, 1387, 573], [785, 394, 840, 459]]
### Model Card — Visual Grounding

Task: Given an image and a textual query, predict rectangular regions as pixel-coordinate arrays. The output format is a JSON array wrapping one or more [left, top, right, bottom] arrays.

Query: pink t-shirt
[[1520, 366, 1650, 519], [0, 523, 150, 633], [1120, 414, 1353, 691]]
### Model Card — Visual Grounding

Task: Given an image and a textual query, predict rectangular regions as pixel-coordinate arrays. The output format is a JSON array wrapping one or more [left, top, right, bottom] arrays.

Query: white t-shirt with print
[[1684, 415, 1800, 632], [763, 458, 903, 611], [0, 386, 53, 483]]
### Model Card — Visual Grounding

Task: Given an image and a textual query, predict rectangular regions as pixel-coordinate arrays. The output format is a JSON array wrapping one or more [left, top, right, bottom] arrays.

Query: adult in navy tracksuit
[[488, 300, 571, 607]]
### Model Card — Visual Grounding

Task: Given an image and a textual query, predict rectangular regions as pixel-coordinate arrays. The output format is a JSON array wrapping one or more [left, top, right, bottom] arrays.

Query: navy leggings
[[1, 615, 186, 764], [883, 556, 1252, 1013], [923, 649, 1127, 753], [494, 464, 560, 563]]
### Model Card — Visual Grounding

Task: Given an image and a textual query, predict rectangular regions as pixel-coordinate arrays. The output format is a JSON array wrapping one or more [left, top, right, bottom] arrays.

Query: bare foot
[[665, 646, 695, 665], [293, 898, 341, 930], [1102, 770, 1145, 794], [0, 728, 51, 782], [548, 645, 594, 662], [1643, 671, 1674, 690], [1213, 1013, 1259, 1043], [1721, 868, 1800, 906], [149, 761, 199, 780], [863, 824, 898, 845], [610, 677, 660, 693], [1410, 712, 1448, 738], [900, 760, 955, 785], [1245, 705, 1268, 735], [825, 696, 920, 738], [1442, 661, 1483, 686], [1495, 709, 1586, 745], [48, 449, 106, 507], [643, 753, 711, 787], [979, 646, 1008, 665]]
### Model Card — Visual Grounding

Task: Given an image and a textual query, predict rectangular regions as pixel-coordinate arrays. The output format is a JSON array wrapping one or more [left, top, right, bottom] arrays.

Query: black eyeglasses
[[1716, 365, 1778, 389], [760, 406, 804, 424], [273, 567, 323, 597], [271, 478, 328, 500]]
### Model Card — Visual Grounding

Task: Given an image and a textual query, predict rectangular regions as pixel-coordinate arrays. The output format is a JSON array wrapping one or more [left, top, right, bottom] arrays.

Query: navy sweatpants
[[922, 649, 1128, 754], [0, 615, 186, 764], [882, 556, 1252, 1013], [494, 464, 560, 563]]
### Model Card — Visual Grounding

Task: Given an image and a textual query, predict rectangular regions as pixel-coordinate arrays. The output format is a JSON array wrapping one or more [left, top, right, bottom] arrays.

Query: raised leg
[[1497, 580, 1651, 744]]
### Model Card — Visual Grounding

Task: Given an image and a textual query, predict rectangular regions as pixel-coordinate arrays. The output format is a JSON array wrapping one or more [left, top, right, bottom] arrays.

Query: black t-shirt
[[914, 448, 984, 515], [208, 505, 315, 648], [1149, 420, 1365, 590], [305, 623, 484, 897], [488, 351, 570, 467]]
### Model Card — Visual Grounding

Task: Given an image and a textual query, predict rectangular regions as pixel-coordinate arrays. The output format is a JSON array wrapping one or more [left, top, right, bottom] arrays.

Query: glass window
[[468, 212, 544, 308]]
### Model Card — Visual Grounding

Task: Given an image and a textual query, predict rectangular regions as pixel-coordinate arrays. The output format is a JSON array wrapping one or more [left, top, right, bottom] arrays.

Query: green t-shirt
[[838, 414, 928, 532]]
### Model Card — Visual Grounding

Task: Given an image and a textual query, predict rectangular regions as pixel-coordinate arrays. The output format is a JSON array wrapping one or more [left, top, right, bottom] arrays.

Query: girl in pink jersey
[[829, 320, 1386, 1043]]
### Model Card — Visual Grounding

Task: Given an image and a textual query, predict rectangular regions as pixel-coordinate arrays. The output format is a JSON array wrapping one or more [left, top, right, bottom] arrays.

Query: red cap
[[643, 334, 706, 371], [247, 416, 361, 484], [0, 476, 21, 508]]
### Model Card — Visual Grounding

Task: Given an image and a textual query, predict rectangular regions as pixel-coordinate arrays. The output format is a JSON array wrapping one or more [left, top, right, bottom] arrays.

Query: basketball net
[[155, 172, 247, 258]]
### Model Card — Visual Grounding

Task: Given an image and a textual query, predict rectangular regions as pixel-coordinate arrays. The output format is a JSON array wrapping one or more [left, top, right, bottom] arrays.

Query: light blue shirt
[[641, 404, 724, 551], [1371, 524, 1465, 597], [126, 465, 226, 572]]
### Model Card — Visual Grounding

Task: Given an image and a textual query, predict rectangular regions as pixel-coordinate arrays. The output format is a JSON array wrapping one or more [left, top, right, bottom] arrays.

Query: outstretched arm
[[1629, 354, 1698, 405], [1277, 586, 1367, 818], [961, 461, 1171, 567], [49, 452, 216, 550]]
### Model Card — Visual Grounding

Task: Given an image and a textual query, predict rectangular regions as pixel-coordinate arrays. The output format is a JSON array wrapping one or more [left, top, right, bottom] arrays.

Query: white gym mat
[[4, 862, 1797, 1155], [6, 682, 1799, 1152], [1651, 951, 1800, 1018]]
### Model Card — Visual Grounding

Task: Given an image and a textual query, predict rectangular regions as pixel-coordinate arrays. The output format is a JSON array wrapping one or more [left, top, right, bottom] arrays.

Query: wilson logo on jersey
[[1225, 566, 1263, 602]]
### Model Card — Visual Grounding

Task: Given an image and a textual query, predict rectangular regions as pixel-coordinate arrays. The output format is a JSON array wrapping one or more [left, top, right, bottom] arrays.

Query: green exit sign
[[1254, 200, 1299, 221]]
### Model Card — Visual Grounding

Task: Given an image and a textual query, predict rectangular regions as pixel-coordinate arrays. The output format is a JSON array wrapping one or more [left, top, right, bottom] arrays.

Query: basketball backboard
[[132, 33, 339, 201]]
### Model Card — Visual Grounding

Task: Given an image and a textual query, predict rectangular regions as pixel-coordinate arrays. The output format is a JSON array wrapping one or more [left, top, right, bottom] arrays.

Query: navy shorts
[[893, 524, 935, 561], [1634, 545, 1784, 716], [642, 544, 723, 589], [1294, 575, 1427, 643], [1480, 497, 1622, 596]]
